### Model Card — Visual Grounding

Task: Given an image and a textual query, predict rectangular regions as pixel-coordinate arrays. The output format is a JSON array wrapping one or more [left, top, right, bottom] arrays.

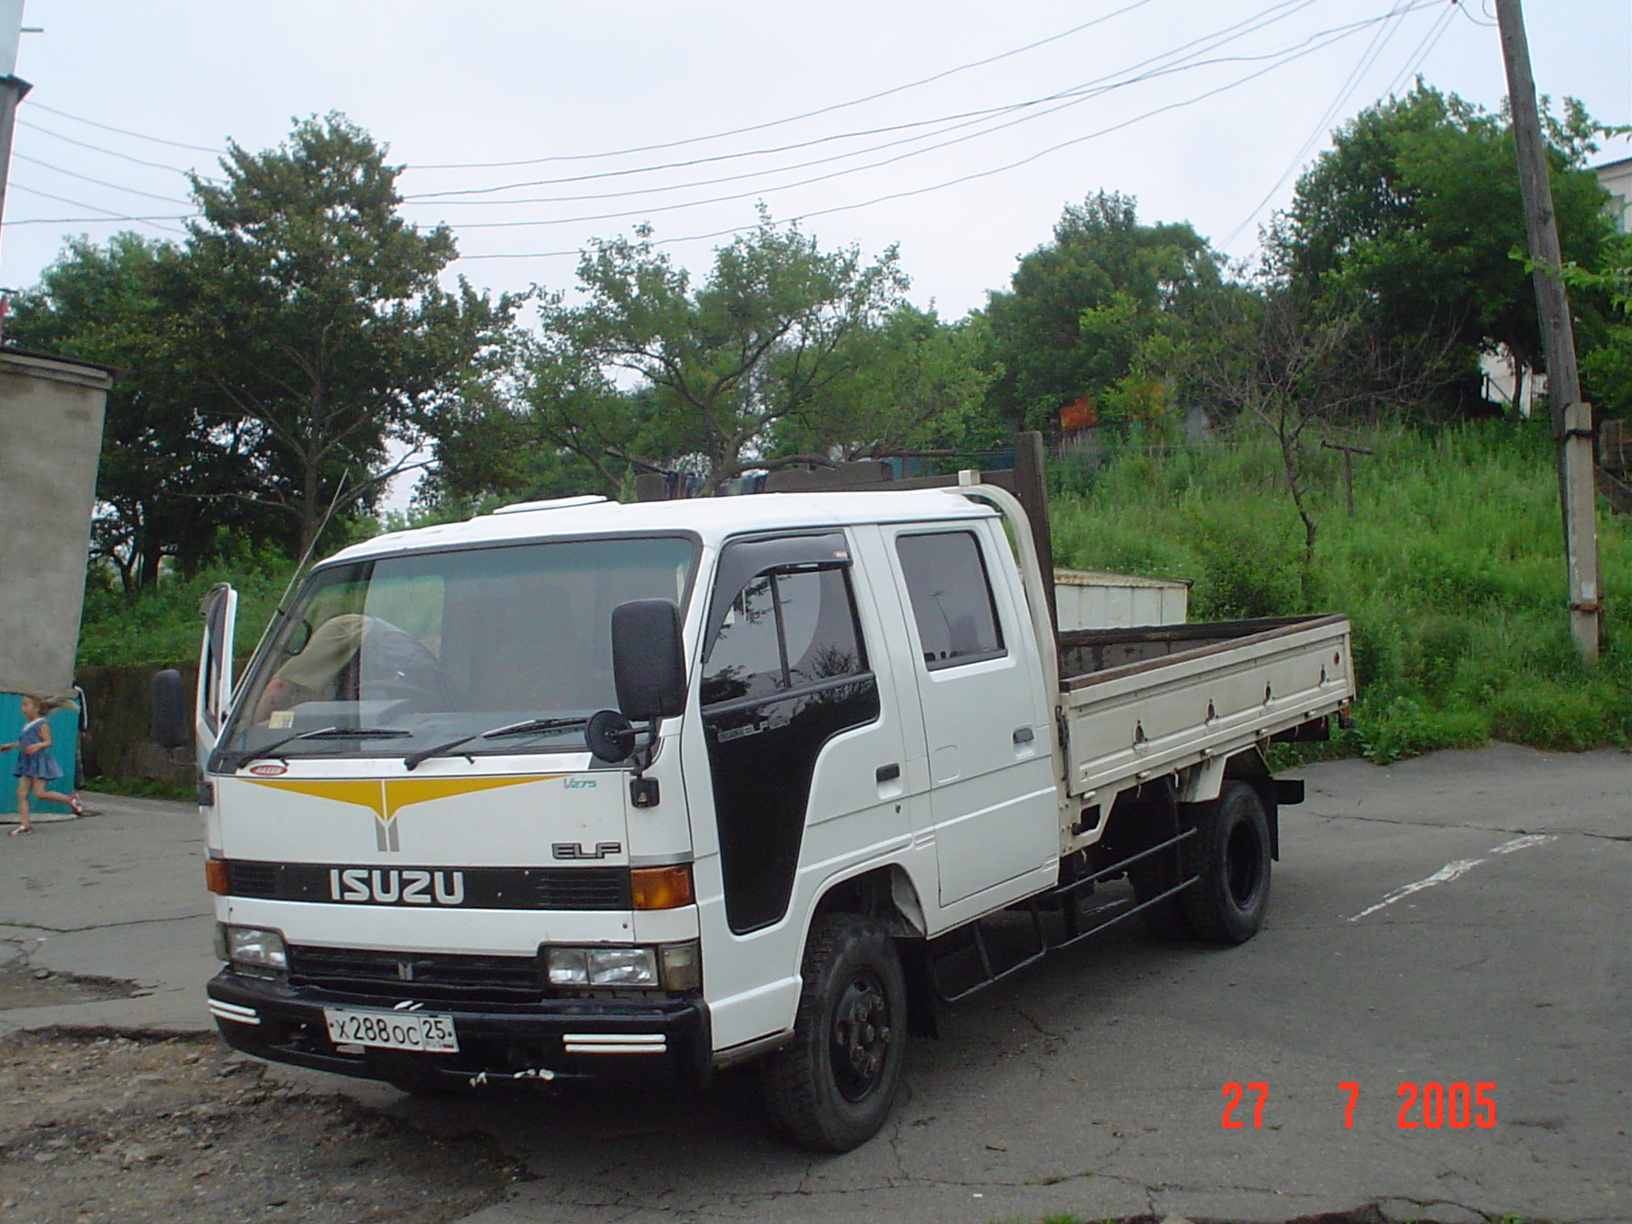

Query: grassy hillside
[[1051, 420, 1632, 761]]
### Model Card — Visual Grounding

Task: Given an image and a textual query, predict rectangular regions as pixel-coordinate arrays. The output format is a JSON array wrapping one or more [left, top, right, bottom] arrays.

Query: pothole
[[0, 964, 143, 1009]]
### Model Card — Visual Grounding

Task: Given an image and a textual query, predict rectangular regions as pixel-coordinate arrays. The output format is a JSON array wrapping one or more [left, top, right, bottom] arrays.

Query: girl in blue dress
[[3, 693, 83, 834]]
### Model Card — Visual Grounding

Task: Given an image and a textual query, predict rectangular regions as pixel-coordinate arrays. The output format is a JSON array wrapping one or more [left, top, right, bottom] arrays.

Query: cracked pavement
[[1, 745, 1625, 1223], [0, 792, 216, 1033]]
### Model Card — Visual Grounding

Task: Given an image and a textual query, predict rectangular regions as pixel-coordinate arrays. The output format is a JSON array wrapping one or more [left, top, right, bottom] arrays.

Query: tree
[[534, 217, 910, 493], [1265, 82, 1615, 403], [182, 114, 521, 556], [769, 303, 995, 459], [1567, 232, 1632, 416], [1188, 282, 1453, 573], [423, 338, 640, 506], [8, 234, 268, 589], [982, 192, 1224, 432]]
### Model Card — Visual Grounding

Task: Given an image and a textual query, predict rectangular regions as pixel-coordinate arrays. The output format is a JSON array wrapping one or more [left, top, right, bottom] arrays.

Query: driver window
[[702, 567, 865, 706]]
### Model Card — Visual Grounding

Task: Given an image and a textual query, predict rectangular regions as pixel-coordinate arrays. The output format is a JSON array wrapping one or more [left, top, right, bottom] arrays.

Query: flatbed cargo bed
[[1055, 613, 1354, 818]]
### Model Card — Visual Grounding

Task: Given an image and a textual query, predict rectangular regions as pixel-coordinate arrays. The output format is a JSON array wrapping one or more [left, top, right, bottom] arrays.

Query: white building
[[1596, 155, 1632, 233]]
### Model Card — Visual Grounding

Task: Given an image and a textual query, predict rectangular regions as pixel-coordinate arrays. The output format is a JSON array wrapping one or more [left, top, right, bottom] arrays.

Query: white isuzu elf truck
[[155, 475, 1354, 1151]]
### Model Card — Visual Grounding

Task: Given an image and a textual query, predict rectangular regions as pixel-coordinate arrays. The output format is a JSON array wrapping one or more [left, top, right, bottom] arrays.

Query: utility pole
[[1493, 0, 1601, 662], [0, 0, 32, 254]]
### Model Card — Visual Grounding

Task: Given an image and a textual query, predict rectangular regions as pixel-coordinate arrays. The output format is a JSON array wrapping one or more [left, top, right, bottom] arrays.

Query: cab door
[[887, 523, 1055, 908], [686, 530, 912, 1050], [196, 582, 238, 759]]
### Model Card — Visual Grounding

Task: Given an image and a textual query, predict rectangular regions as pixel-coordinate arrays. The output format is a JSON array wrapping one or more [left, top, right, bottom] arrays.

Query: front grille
[[287, 945, 542, 1003], [536, 868, 629, 909], [228, 861, 277, 898]]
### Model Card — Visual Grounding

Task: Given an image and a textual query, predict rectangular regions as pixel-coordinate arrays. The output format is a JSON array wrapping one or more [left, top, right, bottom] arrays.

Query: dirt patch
[[0, 964, 141, 1010], [0, 1031, 523, 1224]]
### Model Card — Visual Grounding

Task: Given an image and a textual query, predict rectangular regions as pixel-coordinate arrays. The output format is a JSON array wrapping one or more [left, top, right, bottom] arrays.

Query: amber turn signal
[[630, 864, 694, 910], [204, 858, 230, 895]]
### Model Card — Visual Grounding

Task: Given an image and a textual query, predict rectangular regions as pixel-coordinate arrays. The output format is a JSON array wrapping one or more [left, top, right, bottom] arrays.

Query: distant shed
[[1053, 568, 1190, 631]]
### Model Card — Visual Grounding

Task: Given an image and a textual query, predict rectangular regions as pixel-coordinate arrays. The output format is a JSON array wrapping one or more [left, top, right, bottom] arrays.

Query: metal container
[[1053, 569, 1190, 631]]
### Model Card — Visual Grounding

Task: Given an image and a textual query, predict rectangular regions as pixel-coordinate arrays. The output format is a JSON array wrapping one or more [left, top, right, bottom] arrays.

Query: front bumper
[[206, 969, 711, 1091]]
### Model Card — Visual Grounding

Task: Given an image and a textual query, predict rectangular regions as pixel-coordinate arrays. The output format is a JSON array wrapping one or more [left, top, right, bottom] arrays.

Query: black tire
[[761, 914, 908, 1152], [1181, 780, 1272, 944]]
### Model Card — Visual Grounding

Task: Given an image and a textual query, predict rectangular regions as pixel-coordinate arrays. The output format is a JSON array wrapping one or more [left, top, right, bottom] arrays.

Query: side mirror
[[611, 599, 686, 722], [152, 669, 189, 752]]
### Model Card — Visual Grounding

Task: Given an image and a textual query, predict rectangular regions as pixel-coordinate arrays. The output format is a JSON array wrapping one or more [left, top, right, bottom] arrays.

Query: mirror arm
[[629, 717, 661, 777]]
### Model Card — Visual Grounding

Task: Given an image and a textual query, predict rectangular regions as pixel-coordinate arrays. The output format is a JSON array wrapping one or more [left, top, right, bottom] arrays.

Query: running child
[[3, 693, 84, 834]]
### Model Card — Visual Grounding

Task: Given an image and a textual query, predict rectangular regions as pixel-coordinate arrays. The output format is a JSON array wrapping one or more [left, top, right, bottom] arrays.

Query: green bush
[[78, 548, 301, 667]]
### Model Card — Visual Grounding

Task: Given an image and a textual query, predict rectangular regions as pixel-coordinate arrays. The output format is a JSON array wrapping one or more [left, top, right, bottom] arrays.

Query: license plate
[[323, 1006, 459, 1053]]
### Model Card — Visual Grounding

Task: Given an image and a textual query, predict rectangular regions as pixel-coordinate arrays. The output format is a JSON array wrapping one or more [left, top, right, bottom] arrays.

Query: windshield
[[217, 535, 697, 766]]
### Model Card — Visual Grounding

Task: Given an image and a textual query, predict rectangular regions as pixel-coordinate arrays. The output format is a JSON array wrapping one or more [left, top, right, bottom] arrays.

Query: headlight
[[545, 944, 697, 990], [220, 924, 288, 976]]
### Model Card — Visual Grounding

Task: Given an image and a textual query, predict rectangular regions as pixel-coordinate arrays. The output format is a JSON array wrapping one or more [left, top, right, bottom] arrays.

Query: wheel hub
[[831, 973, 892, 1100]]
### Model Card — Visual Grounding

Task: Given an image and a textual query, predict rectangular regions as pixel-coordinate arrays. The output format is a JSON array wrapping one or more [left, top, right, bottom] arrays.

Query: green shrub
[[1357, 696, 1490, 764], [78, 548, 301, 667]]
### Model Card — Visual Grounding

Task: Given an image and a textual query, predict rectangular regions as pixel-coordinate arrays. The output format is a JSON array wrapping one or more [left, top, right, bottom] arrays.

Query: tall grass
[[1050, 420, 1632, 761]]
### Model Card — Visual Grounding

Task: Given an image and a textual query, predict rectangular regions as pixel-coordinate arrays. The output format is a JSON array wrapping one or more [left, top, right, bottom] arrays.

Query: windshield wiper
[[237, 726, 411, 767], [403, 717, 590, 771]]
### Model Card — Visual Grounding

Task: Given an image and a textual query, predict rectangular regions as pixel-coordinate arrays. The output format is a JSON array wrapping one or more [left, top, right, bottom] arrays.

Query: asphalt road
[[3, 743, 1627, 1224]]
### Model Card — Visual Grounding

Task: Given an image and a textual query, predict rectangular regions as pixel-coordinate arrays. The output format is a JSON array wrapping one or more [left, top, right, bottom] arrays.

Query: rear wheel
[[1181, 780, 1272, 944], [761, 914, 908, 1152]]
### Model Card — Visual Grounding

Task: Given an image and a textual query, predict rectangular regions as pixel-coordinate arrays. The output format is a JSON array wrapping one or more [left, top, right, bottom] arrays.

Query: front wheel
[[761, 914, 908, 1151], [1181, 780, 1272, 944]]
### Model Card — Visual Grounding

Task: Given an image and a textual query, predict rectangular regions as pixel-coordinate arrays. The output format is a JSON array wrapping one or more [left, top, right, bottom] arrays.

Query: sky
[[0, 1, 1624, 511], [0, 0, 1625, 323]]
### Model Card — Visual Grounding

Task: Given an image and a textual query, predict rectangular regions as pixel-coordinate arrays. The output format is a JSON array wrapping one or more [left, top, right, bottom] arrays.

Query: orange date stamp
[[1220, 1081, 1496, 1128]]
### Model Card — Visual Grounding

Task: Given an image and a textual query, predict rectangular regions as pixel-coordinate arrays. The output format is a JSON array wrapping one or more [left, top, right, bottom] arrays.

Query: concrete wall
[[74, 662, 198, 785], [0, 348, 113, 694]]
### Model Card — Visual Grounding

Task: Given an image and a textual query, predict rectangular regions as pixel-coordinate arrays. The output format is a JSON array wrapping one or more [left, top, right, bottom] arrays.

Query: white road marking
[[1348, 834, 1556, 922], [1488, 833, 1557, 855]]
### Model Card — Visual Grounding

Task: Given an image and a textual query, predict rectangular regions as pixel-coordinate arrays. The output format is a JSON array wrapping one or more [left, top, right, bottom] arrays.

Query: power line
[[12, 151, 194, 205], [407, 0, 1160, 171], [17, 118, 197, 174], [28, 101, 225, 154], [1382, 0, 1457, 96], [403, 0, 1326, 202], [1453, 0, 1498, 28], [7, 183, 189, 235], [455, 8, 1405, 261], [421, 5, 1433, 234], [1, 213, 192, 225], [1221, 0, 1424, 249], [1, 0, 1363, 248]]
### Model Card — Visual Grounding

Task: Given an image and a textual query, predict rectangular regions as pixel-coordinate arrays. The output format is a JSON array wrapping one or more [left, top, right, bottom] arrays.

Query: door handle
[[1012, 726, 1035, 745], [876, 763, 901, 783]]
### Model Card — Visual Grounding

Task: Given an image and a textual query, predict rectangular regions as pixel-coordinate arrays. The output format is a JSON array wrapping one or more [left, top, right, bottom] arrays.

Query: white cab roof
[[330, 487, 999, 564]]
